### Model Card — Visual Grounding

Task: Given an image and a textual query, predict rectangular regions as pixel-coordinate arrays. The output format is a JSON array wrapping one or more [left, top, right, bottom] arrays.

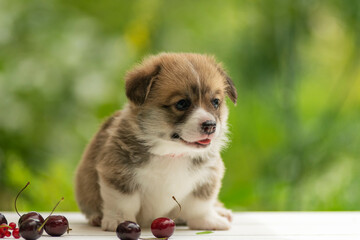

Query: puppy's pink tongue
[[197, 139, 211, 145]]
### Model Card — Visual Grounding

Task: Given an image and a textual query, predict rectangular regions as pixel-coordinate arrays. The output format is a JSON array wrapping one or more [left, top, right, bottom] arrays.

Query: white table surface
[[2, 212, 360, 240]]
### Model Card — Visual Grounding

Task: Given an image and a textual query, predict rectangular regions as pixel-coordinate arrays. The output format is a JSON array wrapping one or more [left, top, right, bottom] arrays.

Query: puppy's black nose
[[201, 120, 216, 135]]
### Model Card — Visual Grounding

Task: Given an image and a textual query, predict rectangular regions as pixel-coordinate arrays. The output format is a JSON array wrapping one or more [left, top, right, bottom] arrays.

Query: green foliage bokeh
[[1, 0, 360, 212]]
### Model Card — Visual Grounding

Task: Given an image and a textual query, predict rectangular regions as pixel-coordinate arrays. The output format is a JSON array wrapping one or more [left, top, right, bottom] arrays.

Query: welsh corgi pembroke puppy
[[75, 53, 237, 231]]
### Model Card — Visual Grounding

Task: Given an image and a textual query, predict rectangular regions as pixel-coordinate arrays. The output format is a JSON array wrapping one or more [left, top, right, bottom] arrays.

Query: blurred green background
[[1, 0, 360, 212]]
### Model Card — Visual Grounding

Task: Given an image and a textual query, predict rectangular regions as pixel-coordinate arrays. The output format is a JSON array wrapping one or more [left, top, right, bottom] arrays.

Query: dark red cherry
[[18, 212, 44, 226], [151, 217, 175, 238], [19, 219, 44, 240], [0, 213, 7, 225], [44, 215, 69, 236], [116, 221, 141, 240]]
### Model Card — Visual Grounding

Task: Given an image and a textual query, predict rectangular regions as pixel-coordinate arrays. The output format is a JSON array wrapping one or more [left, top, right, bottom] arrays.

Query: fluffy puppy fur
[[75, 53, 237, 231]]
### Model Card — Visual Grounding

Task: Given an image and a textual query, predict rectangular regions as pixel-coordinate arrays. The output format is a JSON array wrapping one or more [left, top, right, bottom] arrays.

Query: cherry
[[18, 212, 45, 226], [151, 217, 175, 238], [18, 194, 65, 240], [44, 215, 69, 236], [0, 214, 7, 225], [42, 198, 67, 236], [150, 196, 181, 239], [116, 221, 141, 240], [19, 219, 44, 240]]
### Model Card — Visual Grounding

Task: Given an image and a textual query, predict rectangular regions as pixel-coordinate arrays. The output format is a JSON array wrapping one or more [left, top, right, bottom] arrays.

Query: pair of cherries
[[117, 218, 175, 240], [17, 211, 69, 240], [116, 196, 180, 240], [13, 182, 69, 240]]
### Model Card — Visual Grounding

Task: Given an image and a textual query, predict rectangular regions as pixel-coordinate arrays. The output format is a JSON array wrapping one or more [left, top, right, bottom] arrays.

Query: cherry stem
[[37, 197, 64, 232], [49, 197, 64, 216], [37, 217, 49, 233], [14, 182, 30, 217], [172, 196, 182, 221]]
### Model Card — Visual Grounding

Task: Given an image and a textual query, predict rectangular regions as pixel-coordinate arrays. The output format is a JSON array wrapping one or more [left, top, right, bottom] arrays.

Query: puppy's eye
[[175, 99, 191, 111], [211, 98, 220, 109]]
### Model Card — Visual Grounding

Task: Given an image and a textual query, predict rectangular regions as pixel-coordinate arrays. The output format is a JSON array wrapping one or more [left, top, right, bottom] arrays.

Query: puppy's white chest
[[135, 155, 204, 223]]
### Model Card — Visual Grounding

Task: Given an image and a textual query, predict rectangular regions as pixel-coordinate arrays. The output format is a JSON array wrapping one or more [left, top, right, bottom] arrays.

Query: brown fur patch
[[96, 114, 150, 194], [126, 53, 236, 112], [126, 64, 161, 105], [192, 174, 218, 200], [192, 156, 208, 168]]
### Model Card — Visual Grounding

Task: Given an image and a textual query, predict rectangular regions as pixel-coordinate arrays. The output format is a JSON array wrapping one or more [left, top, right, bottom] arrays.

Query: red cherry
[[44, 215, 69, 236], [150, 217, 175, 238], [150, 196, 181, 238]]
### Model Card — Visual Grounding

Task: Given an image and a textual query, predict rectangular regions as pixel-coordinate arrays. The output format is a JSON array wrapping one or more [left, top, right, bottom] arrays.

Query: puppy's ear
[[216, 65, 237, 105], [125, 62, 161, 106]]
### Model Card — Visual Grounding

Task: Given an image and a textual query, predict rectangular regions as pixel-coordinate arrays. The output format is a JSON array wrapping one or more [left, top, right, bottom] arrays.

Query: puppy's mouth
[[171, 133, 211, 148]]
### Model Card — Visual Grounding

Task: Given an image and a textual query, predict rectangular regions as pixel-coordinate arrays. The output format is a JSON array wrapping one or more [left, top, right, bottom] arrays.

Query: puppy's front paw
[[215, 206, 233, 222], [187, 212, 231, 230], [101, 216, 120, 232]]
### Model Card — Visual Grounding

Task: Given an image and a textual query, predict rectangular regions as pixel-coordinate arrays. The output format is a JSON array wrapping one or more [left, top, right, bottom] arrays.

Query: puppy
[[75, 53, 237, 231]]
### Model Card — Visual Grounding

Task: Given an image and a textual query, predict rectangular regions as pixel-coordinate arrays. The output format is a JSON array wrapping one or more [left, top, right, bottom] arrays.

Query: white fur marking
[[135, 155, 214, 226], [181, 107, 218, 142], [185, 59, 202, 105], [99, 177, 140, 231]]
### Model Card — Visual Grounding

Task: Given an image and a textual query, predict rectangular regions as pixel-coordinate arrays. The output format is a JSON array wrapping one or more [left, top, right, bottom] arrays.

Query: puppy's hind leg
[[75, 164, 103, 227], [99, 176, 140, 231]]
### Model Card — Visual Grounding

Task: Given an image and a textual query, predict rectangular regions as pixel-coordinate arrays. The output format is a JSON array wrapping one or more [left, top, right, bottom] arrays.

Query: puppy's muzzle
[[201, 120, 216, 135]]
